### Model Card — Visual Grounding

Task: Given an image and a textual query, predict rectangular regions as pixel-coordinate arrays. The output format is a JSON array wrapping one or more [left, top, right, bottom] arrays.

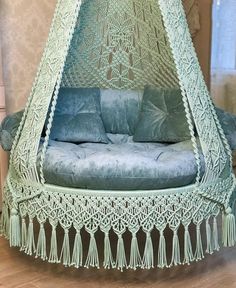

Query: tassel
[[223, 208, 236, 247], [71, 229, 83, 268], [84, 232, 99, 269], [49, 226, 59, 263], [60, 229, 71, 266], [142, 231, 154, 269], [213, 217, 220, 251], [36, 223, 47, 260], [170, 230, 181, 266], [103, 232, 115, 269], [183, 226, 193, 265], [25, 218, 36, 255], [9, 208, 21, 247], [194, 224, 204, 261], [129, 232, 142, 270], [20, 218, 27, 251], [206, 219, 213, 254], [158, 230, 168, 269], [116, 234, 127, 271]]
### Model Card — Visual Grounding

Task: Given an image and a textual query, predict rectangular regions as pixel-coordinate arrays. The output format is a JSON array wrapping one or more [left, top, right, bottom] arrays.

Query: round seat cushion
[[40, 138, 203, 190]]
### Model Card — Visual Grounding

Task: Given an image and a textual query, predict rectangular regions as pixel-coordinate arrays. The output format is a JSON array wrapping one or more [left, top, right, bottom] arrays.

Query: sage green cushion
[[100, 89, 143, 135], [50, 88, 108, 143], [40, 138, 203, 190], [133, 85, 190, 143], [0, 110, 24, 151]]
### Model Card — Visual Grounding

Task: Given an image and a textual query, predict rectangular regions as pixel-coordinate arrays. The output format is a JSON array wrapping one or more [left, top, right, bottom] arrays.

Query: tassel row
[[5, 214, 231, 269]]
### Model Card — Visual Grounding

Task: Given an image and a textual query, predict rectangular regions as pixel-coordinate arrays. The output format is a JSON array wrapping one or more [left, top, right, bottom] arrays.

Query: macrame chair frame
[[1, 0, 236, 270]]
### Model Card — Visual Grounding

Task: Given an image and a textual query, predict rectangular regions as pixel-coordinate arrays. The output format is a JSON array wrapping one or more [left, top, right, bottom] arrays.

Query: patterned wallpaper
[[0, 0, 203, 113], [0, 0, 56, 113]]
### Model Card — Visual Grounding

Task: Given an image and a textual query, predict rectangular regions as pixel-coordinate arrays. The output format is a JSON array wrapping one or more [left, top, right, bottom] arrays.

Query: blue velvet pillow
[[133, 85, 191, 143], [50, 88, 109, 143]]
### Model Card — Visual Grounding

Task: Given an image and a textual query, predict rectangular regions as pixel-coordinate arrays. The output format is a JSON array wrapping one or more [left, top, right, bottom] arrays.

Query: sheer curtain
[[211, 0, 236, 114]]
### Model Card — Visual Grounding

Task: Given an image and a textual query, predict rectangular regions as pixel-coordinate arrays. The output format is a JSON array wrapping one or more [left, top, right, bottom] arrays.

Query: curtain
[[211, 0, 236, 114]]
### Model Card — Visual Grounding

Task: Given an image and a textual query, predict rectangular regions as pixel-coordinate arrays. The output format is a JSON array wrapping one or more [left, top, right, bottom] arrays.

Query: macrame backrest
[[62, 0, 179, 90]]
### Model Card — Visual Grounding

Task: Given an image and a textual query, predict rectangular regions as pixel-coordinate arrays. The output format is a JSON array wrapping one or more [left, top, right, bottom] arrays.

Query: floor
[[0, 168, 236, 288], [1, 234, 236, 288]]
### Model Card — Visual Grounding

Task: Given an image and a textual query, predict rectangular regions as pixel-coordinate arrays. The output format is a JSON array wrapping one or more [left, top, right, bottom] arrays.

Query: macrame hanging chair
[[1, 0, 236, 270]]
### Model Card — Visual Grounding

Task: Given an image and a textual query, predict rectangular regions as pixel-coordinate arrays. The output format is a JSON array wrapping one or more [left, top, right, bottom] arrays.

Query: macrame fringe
[[60, 229, 71, 266], [158, 230, 168, 269], [142, 232, 154, 269], [25, 218, 36, 255], [170, 230, 181, 266], [222, 208, 236, 247], [129, 232, 142, 270], [183, 226, 193, 265], [116, 234, 127, 271], [9, 208, 21, 247], [49, 226, 59, 263], [71, 229, 83, 268], [36, 223, 47, 260], [194, 224, 204, 261], [84, 232, 99, 269], [0, 204, 9, 237], [206, 219, 213, 254], [213, 217, 220, 251], [20, 218, 27, 251], [103, 232, 115, 269]]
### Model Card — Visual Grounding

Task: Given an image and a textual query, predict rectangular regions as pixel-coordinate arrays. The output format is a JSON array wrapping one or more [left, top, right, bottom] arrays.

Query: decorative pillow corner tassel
[[222, 207, 236, 247], [142, 231, 154, 269], [36, 223, 47, 261], [183, 226, 193, 265], [206, 218, 213, 254], [115, 234, 127, 272], [103, 231, 115, 269], [129, 232, 142, 270], [20, 218, 27, 251], [60, 229, 71, 266], [194, 223, 204, 261], [170, 230, 181, 267], [49, 225, 59, 263], [157, 230, 168, 269], [84, 232, 100, 269], [9, 208, 21, 247], [71, 229, 83, 268], [213, 217, 220, 251]]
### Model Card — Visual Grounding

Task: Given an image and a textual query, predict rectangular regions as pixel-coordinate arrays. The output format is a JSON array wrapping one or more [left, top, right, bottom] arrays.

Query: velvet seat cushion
[[133, 85, 191, 143], [39, 137, 204, 190], [50, 87, 109, 143]]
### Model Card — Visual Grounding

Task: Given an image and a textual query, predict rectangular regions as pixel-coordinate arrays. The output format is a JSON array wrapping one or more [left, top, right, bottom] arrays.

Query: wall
[[193, 0, 213, 88], [0, 0, 56, 113], [0, 0, 212, 113]]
